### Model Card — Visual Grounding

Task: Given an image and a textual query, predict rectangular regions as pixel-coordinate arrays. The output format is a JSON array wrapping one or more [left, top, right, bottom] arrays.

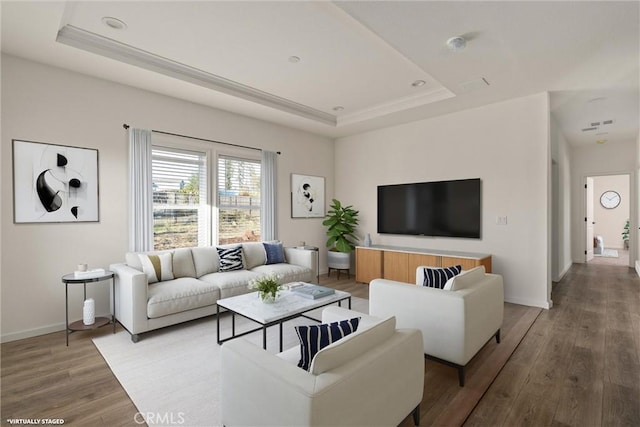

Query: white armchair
[[220, 306, 425, 426], [369, 266, 503, 386]]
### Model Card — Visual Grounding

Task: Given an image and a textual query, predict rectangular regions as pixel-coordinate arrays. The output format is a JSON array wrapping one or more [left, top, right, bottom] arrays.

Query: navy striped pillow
[[217, 245, 244, 272], [295, 318, 360, 371], [423, 265, 462, 289]]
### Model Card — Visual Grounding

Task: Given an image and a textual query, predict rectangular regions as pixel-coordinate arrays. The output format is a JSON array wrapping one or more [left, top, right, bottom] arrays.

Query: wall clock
[[600, 190, 621, 209]]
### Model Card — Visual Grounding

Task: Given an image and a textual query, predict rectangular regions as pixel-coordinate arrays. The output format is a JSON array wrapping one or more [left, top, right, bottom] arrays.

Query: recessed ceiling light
[[596, 139, 607, 144], [446, 36, 467, 52], [412, 80, 426, 87], [288, 56, 301, 63], [332, 106, 344, 112], [102, 17, 127, 30]]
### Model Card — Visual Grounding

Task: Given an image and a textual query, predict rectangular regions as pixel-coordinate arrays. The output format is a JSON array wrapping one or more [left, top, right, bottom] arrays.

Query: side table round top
[[62, 271, 114, 284]]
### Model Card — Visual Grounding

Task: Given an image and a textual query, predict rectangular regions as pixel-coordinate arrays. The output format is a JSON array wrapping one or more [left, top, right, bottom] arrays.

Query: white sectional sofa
[[110, 242, 316, 342], [369, 266, 503, 386], [220, 306, 425, 427]]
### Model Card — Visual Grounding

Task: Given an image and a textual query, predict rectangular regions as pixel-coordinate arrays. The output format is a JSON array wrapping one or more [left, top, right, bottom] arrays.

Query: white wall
[[570, 141, 637, 264], [335, 93, 552, 308], [550, 114, 572, 281], [1, 55, 334, 342], [592, 175, 630, 249]]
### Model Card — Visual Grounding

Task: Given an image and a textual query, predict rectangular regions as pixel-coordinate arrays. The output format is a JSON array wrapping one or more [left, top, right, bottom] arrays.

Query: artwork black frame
[[12, 139, 100, 223]]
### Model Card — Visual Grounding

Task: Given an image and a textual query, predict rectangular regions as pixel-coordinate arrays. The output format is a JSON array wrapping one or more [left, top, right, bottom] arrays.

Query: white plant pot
[[327, 251, 351, 270]]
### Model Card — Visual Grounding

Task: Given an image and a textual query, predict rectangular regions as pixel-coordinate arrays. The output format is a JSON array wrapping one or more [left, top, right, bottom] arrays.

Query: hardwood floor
[[466, 263, 640, 426], [1, 264, 638, 426]]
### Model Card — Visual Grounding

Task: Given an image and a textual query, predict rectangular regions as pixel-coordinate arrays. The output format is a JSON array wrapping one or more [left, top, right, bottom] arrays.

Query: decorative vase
[[259, 291, 279, 304], [83, 298, 95, 325], [364, 233, 372, 247]]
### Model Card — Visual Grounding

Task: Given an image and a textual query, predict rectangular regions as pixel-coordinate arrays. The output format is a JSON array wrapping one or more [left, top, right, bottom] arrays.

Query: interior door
[[586, 177, 595, 262]]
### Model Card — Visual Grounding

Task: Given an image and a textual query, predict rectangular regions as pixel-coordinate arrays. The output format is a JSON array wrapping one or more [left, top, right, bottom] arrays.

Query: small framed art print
[[291, 173, 325, 218]]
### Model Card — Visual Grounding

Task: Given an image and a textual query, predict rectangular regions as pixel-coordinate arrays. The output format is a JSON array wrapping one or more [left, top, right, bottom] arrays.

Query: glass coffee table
[[216, 287, 351, 352]]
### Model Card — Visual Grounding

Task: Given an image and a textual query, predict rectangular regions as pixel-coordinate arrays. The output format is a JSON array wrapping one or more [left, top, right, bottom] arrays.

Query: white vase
[[364, 233, 372, 247], [83, 298, 95, 325]]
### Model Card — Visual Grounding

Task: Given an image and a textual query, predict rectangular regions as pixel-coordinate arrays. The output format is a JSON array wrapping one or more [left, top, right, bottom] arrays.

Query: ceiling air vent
[[590, 122, 601, 127], [582, 127, 598, 132], [603, 119, 614, 125]]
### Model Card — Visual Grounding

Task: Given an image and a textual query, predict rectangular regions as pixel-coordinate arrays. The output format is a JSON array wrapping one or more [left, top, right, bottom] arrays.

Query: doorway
[[585, 174, 631, 266]]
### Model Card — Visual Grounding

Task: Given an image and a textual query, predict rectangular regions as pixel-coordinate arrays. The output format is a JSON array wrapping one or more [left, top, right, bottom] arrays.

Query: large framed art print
[[12, 140, 99, 223], [291, 173, 325, 218]]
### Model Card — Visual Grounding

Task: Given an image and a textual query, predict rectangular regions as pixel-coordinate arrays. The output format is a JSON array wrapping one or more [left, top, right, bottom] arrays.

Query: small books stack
[[74, 268, 106, 279], [290, 283, 335, 300]]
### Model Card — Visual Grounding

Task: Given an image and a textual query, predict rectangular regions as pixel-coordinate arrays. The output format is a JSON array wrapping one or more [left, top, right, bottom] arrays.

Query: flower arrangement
[[248, 273, 283, 303]]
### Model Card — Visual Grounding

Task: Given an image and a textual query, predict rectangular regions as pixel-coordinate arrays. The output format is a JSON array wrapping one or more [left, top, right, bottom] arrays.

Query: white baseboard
[[1, 311, 112, 343], [1, 322, 65, 343], [553, 262, 573, 282], [504, 296, 552, 310]]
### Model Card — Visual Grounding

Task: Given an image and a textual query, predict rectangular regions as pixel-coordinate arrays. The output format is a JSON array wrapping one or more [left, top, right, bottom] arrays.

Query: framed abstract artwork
[[291, 173, 325, 218], [12, 139, 99, 223]]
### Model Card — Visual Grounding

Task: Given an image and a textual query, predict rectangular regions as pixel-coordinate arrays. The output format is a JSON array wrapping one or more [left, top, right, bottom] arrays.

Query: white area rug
[[595, 248, 619, 258], [93, 297, 368, 427]]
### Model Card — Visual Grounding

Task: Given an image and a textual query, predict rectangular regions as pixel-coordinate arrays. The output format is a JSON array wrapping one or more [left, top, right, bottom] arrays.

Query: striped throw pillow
[[423, 265, 462, 289], [295, 317, 360, 371], [217, 245, 245, 272], [138, 252, 174, 284]]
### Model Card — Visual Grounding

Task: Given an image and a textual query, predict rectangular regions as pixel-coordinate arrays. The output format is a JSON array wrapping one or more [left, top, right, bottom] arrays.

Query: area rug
[[595, 248, 619, 258], [93, 297, 368, 426]]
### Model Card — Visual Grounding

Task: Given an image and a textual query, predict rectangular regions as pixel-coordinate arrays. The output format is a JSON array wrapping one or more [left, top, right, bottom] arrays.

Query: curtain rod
[[123, 124, 281, 155]]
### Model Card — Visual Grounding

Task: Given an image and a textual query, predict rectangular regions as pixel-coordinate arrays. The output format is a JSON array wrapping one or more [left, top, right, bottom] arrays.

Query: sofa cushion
[[191, 246, 220, 278], [251, 263, 312, 284], [199, 270, 260, 298], [147, 277, 221, 318], [139, 252, 174, 284], [263, 242, 285, 265], [310, 315, 396, 375], [217, 245, 245, 272], [295, 317, 360, 371], [242, 242, 267, 269], [445, 266, 486, 291], [422, 265, 462, 288]]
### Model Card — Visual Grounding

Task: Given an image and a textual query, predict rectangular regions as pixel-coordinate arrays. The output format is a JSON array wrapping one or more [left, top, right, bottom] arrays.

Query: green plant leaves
[[324, 198, 359, 253]]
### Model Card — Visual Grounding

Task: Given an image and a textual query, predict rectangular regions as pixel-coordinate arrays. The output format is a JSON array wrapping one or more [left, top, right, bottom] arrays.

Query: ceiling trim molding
[[56, 25, 337, 126], [338, 87, 456, 126]]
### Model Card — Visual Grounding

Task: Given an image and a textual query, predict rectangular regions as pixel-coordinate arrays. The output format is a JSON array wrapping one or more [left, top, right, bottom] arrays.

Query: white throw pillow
[[138, 252, 175, 284], [444, 266, 486, 291]]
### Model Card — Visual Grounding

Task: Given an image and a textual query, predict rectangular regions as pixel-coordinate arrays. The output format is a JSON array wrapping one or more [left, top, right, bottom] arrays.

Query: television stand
[[355, 245, 492, 284]]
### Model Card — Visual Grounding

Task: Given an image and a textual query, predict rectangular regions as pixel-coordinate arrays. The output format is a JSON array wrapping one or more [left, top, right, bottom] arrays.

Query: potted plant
[[248, 273, 283, 303], [622, 219, 630, 250], [323, 199, 359, 272]]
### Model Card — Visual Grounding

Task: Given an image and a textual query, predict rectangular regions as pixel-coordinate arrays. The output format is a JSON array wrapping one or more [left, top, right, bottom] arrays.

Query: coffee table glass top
[[217, 288, 351, 324]]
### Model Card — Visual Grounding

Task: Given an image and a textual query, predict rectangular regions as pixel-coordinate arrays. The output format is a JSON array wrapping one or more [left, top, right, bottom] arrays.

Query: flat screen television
[[377, 178, 481, 238]]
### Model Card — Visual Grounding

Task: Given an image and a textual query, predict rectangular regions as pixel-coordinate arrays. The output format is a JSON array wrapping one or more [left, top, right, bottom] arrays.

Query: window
[[152, 147, 208, 250], [217, 155, 261, 244]]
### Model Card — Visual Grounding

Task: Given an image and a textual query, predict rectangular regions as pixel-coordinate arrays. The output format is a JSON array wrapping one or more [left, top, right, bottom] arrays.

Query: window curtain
[[261, 150, 277, 241], [128, 128, 154, 251]]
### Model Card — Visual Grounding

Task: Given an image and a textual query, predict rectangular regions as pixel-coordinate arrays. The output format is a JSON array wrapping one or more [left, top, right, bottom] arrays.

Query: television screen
[[377, 178, 481, 238]]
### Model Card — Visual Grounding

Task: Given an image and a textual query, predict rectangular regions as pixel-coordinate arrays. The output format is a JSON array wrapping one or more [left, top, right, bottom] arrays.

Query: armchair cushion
[[295, 317, 360, 370], [421, 265, 461, 288], [445, 266, 486, 291]]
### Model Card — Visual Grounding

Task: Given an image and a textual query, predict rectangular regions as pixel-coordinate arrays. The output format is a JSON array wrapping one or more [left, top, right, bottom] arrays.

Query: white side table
[[61, 271, 115, 346], [295, 245, 320, 284]]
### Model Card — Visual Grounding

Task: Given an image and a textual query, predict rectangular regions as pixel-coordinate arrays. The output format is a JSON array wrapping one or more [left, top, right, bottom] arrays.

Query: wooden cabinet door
[[383, 251, 409, 283], [407, 253, 440, 284], [355, 248, 382, 283], [441, 255, 492, 273]]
